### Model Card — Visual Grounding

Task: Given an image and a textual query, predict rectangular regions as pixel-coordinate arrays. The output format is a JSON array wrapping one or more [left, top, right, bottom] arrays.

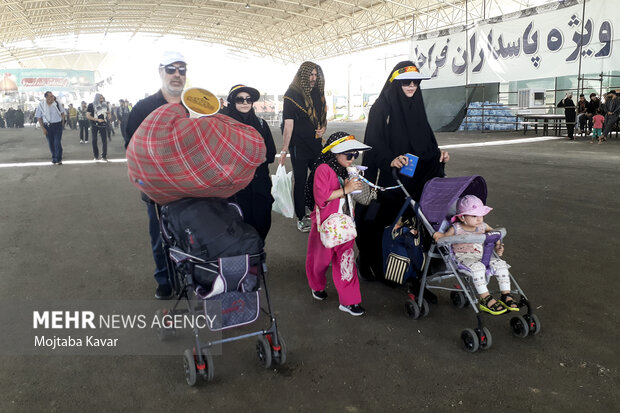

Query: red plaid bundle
[[126, 103, 266, 205]]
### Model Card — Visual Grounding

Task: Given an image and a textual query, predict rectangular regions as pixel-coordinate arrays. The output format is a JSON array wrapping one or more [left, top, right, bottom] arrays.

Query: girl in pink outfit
[[591, 109, 605, 144], [304, 132, 371, 316]]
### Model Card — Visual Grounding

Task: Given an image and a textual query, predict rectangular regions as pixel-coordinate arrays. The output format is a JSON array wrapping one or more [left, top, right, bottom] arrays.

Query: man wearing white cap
[[124, 50, 188, 300]]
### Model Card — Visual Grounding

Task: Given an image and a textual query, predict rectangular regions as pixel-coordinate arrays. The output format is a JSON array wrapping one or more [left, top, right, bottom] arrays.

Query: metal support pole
[[576, 0, 587, 97]]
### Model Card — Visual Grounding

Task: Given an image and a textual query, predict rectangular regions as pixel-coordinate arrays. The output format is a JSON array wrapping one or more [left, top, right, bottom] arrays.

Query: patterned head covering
[[287, 61, 327, 129], [304, 131, 351, 210]]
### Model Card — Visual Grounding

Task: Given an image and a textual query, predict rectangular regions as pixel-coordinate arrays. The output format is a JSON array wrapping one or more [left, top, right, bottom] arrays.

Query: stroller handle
[[391, 167, 411, 197], [435, 228, 507, 247]]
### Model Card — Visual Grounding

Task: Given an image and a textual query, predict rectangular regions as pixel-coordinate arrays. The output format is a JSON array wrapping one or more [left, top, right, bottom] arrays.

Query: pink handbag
[[316, 196, 357, 248]]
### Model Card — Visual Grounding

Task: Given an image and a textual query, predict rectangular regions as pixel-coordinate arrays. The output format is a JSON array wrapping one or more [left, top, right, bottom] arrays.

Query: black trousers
[[565, 114, 576, 138], [91, 126, 107, 158], [120, 120, 129, 143], [602, 114, 619, 137], [290, 146, 318, 221], [78, 120, 89, 141]]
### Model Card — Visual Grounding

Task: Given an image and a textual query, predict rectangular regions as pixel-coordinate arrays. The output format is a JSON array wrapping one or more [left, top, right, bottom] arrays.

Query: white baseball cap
[[160, 51, 186, 66]]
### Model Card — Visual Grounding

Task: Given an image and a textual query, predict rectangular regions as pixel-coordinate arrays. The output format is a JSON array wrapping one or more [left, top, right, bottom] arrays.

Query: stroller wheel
[[461, 328, 480, 352], [420, 299, 430, 317], [510, 315, 530, 338], [523, 313, 541, 335], [198, 348, 215, 382], [270, 332, 287, 366], [183, 348, 197, 386], [478, 327, 493, 350], [450, 291, 467, 309], [404, 299, 420, 319], [256, 335, 272, 368]]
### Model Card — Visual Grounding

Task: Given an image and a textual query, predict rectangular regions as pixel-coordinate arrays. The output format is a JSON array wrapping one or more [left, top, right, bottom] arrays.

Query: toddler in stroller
[[433, 194, 518, 315], [393, 174, 540, 352]]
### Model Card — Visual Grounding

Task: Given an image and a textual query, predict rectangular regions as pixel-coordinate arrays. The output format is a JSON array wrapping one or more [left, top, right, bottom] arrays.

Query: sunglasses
[[343, 151, 359, 160], [162, 65, 187, 76], [397, 79, 421, 87], [234, 96, 254, 104]]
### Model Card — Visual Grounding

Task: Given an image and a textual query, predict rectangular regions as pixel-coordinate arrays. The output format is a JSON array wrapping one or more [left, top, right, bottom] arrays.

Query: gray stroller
[[392, 173, 541, 352], [156, 197, 286, 385]]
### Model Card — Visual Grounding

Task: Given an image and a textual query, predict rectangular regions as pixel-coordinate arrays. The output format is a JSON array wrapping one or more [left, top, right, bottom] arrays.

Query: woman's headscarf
[[378, 60, 439, 159], [286, 61, 327, 129], [360, 61, 443, 201], [304, 131, 350, 210], [224, 86, 263, 132]]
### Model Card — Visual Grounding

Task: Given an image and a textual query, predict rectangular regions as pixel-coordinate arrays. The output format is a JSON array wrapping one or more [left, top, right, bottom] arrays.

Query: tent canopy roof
[[0, 0, 557, 69]]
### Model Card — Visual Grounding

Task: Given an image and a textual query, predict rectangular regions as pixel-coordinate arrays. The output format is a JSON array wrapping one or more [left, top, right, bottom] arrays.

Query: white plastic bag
[[271, 164, 295, 218]]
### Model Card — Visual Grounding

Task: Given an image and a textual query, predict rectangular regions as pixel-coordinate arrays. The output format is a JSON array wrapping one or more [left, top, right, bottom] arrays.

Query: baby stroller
[[384, 170, 540, 352], [156, 197, 286, 385]]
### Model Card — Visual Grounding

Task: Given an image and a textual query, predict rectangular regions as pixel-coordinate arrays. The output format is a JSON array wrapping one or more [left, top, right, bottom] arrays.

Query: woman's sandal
[[499, 293, 520, 312], [479, 295, 507, 315]]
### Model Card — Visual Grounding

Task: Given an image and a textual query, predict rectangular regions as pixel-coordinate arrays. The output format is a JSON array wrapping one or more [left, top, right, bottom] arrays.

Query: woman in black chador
[[355, 61, 450, 282], [223, 84, 276, 241]]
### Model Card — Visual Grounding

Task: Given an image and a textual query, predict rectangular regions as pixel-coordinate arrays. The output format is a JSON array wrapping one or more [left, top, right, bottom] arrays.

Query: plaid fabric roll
[[126, 103, 266, 205]]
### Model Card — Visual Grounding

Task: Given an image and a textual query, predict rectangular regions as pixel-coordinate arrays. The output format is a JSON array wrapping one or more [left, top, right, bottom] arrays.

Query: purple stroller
[[392, 173, 540, 352]]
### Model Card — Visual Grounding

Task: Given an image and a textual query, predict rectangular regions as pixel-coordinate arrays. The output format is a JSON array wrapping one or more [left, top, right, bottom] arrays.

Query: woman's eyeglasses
[[343, 151, 359, 160], [235, 97, 254, 104], [163, 65, 187, 76]]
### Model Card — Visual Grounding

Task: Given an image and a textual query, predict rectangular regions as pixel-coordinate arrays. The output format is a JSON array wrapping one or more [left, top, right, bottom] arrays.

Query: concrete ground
[[0, 122, 618, 412]]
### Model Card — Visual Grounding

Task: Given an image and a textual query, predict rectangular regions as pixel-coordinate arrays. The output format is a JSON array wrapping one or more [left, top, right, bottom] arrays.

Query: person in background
[[15, 107, 24, 128], [77, 101, 89, 144], [585, 93, 600, 135], [576, 94, 587, 135], [107, 103, 116, 140], [35, 91, 65, 165], [279, 61, 327, 233], [117, 99, 131, 145], [68, 103, 78, 130], [591, 108, 605, 144], [557, 92, 576, 140], [125, 50, 188, 300], [87, 93, 110, 161], [601, 89, 620, 142]]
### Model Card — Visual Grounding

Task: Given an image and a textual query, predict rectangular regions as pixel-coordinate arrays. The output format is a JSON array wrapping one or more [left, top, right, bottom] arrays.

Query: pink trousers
[[305, 228, 362, 306]]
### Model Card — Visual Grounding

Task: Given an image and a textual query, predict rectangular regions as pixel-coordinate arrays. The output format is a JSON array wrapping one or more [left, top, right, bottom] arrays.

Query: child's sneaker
[[311, 290, 328, 300], [478, 295, 507, 315], [339, 304, 366, 316]]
